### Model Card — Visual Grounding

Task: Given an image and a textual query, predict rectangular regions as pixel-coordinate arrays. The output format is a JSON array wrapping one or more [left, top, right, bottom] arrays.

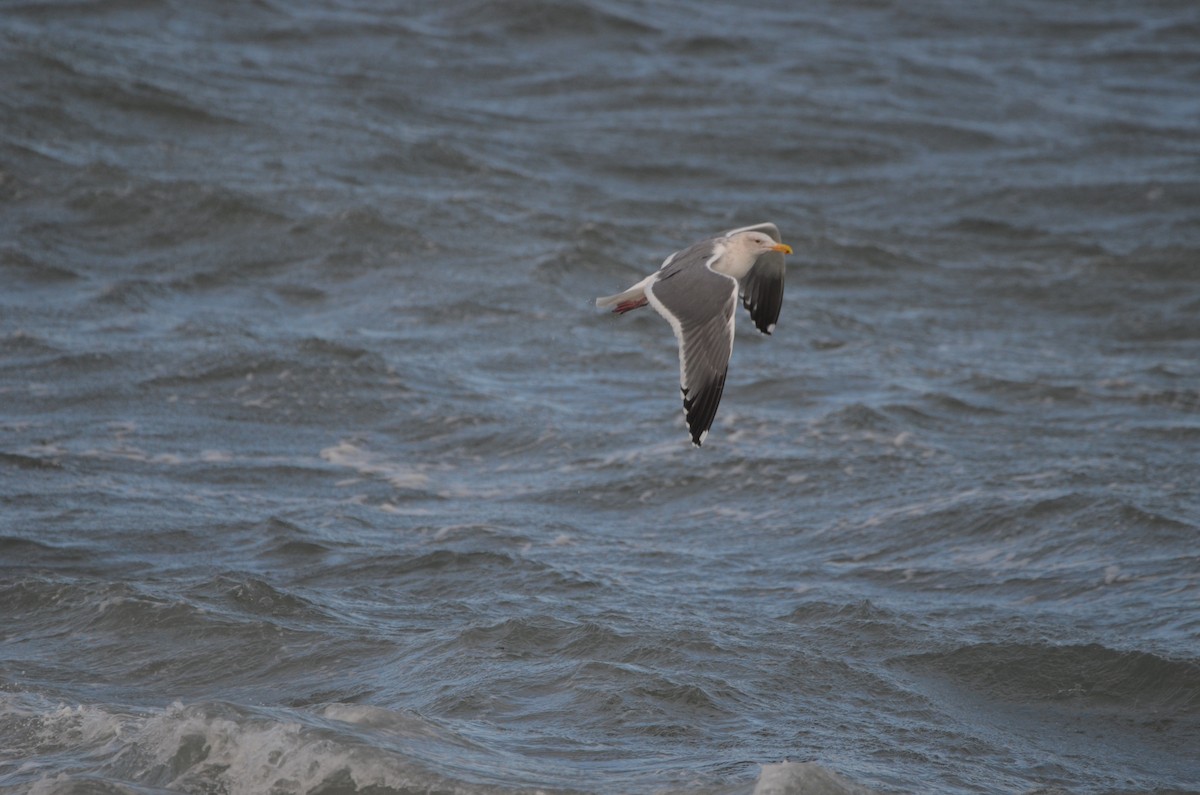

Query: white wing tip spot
[[766, 323, 776, 334]]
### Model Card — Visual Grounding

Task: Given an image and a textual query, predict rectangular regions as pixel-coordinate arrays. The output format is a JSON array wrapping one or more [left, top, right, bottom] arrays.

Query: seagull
[[596, 222, 793, 447]]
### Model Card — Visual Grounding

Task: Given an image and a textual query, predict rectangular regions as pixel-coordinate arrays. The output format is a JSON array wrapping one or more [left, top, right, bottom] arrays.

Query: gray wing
[[644, 246, 738, 446], [726, 222, 786, 335]]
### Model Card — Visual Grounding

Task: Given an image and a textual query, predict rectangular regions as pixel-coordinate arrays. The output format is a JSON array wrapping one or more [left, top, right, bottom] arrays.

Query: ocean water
[[2, 1, 1198, 793]]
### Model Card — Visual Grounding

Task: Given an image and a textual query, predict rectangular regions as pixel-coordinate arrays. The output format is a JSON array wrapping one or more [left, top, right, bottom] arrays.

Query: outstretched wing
[[644, 246, 738, 446], [726, 222, 786, 335]]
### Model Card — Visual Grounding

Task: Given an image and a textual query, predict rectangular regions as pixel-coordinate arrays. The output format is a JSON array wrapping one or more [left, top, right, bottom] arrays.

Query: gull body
[[596, 223, 793, 447]]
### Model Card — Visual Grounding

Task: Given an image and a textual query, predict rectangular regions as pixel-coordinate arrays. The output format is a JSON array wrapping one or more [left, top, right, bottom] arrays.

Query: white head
[[718, 231, 793, 278]]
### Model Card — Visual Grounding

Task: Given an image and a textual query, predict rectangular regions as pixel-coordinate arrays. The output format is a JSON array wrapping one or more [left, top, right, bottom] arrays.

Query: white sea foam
[[753, 762, 878, 795], [320, 440, 431, 490], [15, 698, 461, 795]]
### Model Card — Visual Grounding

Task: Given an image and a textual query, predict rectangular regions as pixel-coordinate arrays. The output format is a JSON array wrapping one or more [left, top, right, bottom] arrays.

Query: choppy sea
[[2, 1, 1199, 793]]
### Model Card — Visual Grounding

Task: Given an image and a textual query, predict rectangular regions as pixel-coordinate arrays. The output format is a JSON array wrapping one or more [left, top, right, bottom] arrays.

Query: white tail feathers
[[595, 275, 653, 309]]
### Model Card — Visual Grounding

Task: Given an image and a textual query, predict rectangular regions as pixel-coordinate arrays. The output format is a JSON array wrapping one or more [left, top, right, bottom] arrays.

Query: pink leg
[[612, 298, 648, 314]]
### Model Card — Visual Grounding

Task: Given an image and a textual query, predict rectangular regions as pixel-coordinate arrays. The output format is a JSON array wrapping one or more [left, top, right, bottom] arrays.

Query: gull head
[[718, 231, 793, 278]]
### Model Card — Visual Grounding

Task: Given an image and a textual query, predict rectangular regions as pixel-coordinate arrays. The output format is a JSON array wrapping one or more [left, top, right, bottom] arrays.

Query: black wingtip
[[681, 373, 726, 449]]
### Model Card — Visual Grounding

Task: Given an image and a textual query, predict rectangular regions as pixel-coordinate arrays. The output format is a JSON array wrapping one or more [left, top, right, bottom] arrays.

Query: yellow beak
[[772, 243, 793, 255]]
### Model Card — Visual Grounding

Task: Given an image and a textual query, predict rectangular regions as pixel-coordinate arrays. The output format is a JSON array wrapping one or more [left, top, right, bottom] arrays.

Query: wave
[[2, 696, 505, 795], [899, 641, 1200, 724], [0, 249, 81, 285], [432, 0, 659, 40], [753, 762, 877, 795], [2, 694, 877, 795]]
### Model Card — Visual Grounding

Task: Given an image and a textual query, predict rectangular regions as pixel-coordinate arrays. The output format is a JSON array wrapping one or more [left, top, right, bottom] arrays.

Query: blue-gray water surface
[[2, 1, 1199, 793]]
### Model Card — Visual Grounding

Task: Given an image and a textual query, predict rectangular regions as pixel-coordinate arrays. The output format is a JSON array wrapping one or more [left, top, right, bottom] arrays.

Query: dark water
[[2, 1, 1199, 793]]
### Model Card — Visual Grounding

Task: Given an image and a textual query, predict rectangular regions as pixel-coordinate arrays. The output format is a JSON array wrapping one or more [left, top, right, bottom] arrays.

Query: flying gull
[[596, 222, 793, 447]]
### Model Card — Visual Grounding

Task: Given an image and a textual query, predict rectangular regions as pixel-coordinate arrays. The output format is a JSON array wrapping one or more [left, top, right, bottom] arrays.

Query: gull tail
[[596, 276, 652, 315]]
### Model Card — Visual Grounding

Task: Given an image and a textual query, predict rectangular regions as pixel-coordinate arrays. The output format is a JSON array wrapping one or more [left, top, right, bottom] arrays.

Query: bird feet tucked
[[611, 298, 648, 314]]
